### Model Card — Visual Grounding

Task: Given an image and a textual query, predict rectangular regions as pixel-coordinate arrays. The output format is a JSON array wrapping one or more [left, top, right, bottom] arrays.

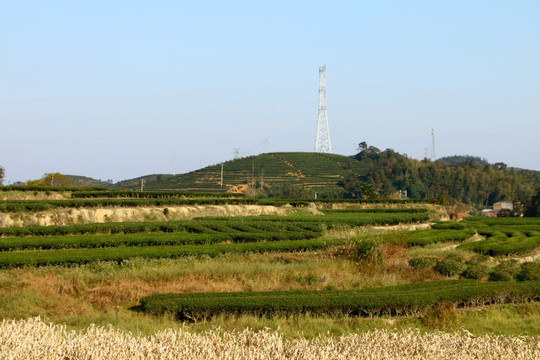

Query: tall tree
[[26, 173, 73, 187]]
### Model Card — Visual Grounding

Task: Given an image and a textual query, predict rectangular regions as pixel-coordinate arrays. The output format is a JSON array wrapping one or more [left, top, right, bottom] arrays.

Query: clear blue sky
[[1, 1, 539, 183]]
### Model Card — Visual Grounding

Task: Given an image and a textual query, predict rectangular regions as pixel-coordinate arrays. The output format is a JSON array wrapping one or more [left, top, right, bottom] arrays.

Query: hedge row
[[0, 238, 346, 268], [406, 229, 475, 246], [321, 208, 429, 214], [430, 222, 467, 230], [0, 198, 268, 212], [0, 233, 229, 251], [458, 231, 540, 256], [71, 191, 245, 199], [0, 198, 432, 213], [198, 213, 430, 228], [0, 186, 108, 192], [463, 217, 540, 227], [138, 280, 540, 320], [0, 227, 324, 251], [0, 219, 322, 238], [0, 212, 428, 238]]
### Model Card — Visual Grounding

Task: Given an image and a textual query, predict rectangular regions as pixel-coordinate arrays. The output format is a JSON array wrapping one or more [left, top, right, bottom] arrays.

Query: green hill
[[116, 152, 368, 198], [89, 146, 540, 205]]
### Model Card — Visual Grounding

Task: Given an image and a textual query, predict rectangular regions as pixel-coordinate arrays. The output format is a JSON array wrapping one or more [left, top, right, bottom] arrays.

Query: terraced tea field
[[0, 190, 538, 358]]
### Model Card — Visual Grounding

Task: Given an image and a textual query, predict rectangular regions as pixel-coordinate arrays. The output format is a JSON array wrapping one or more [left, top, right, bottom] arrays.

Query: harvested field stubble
[[0, 318, 538, 360]]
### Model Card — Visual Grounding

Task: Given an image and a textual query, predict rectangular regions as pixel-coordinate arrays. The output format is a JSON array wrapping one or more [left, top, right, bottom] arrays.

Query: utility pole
[[264, 139, 269, 153], [173, 148, 176, 176], [314, 65, 332, 153], [140, 179, 144, 192], [234, 148, 240, 159], [252, 160, 255, 193], [220, 163, 223, 187], [431, 128, 436, 161]]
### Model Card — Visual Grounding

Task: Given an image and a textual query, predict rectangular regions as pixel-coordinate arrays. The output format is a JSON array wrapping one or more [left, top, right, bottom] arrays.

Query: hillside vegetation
[[114, 146, 538, 206]]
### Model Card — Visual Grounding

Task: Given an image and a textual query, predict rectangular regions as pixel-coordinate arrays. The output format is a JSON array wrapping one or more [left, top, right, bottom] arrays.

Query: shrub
[[435, 259, 465, 277], [430, 222, 466, 230], [355, 239, 383, 266], [408, 257, 438, 269], [489, 260, 519, 281], [461, 263, 490, 280], [421, 301, 457, 329], [516, 262, 540, 281]]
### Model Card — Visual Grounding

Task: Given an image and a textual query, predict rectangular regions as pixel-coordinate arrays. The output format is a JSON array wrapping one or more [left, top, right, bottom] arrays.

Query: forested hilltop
[[350, 142, 539, 206]]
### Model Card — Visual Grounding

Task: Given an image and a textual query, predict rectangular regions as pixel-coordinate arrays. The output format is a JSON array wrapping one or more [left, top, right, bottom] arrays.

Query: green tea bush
[[516, 262, 540, 281], [0, 238, 349, 268], [435, 258, 465, 277], [430, 222, 466, 230], [408, 257, 438, 269], [138, 280, 540, 320], [489, 260, 520, 282], [407, 229, 474, 246], [461, 263, 490, 280], [355, 239, 383, 266]]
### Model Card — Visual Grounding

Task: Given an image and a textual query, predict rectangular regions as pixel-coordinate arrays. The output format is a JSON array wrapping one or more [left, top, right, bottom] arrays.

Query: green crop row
[[71, 191, 245, 199], [138, 280, 540, 320], [0, 219, 323, 238], [458, 231, 540, 256], [0, 238, 346, 268], [406, 229, 475, 246], [0, 232, 230, 251], [0, 226, 322, 251], [0, 186, 108, 192], [463, 217, 540, 227], [321, 208, 429, 214], [0, 198, 433, 213], [430, 222, 467, 230], [199, 213, 430, 228], [0, 198, 271, 212]]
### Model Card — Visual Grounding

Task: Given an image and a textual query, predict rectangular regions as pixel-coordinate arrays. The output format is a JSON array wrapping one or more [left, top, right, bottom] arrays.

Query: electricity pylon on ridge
[[314, 65, 332, 153]]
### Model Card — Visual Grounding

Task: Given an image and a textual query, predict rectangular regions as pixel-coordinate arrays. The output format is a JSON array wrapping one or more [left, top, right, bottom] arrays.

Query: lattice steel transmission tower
[[314, 65, 332, 153]]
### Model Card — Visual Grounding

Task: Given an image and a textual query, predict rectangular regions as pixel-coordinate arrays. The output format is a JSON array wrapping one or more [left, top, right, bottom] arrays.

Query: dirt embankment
[[0, 191, 67, 201], [0, 205, 295, 227]]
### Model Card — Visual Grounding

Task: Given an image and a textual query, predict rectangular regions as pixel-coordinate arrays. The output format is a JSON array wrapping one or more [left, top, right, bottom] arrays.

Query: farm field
[[0, 191, 539, 358]]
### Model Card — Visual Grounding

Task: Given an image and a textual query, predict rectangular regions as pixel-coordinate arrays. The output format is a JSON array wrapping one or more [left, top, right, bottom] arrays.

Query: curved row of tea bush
[[138, 280, 540, 321], [430, 222, 467, 230], [70, 191, 245, 199], [0, 238, 347, 268], [462, 217, 540, 226], [406, 229, 476, 246], [458, 231, 540, 256]]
